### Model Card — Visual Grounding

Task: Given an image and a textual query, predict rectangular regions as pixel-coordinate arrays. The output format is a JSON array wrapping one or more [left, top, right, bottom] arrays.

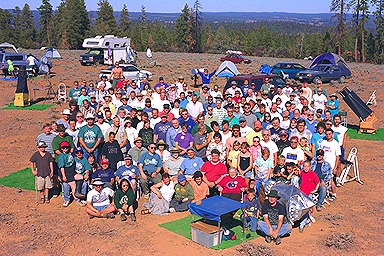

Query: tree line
[[0, 0, 383, 64]]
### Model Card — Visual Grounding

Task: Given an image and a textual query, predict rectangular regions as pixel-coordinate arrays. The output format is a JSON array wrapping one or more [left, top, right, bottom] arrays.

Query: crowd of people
[[30, 61, 349, 245]]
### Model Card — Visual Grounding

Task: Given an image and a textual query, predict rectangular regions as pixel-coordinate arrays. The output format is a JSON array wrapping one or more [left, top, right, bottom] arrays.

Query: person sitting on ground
[[169, 174, 194, 212], [142, 173, 175, 215], [92, 158, 115, 189], [189, 171, 210, 203], [257, 189, 292, 245], [113, 178, 136, 222], [85, 178, 115, 219], [241, 188, 261, 232], [30, 141, 54, 204], [115, 155, 139, 192]]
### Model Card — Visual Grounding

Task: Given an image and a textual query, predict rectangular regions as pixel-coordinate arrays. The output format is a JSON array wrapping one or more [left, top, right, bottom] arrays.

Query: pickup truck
[[79, 49, 104, 65]]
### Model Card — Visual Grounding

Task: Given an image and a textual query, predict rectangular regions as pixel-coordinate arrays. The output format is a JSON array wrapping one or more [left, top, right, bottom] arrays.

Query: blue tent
[[310, 52, 349, 70], [215, 61, 240, 78], [189, 196, 245, 222], [44, 48, 62, 59]]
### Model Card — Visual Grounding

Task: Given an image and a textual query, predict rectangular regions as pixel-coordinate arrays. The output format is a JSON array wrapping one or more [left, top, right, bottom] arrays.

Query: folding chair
[[339, 147, 363, 185], [366, 90, 377, 107], [57, 82, 67, 103], [339, 111, 348, 127]]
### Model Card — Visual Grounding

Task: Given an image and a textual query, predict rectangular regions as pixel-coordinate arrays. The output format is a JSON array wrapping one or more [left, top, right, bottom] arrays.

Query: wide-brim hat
[[330, 93, 338, 99], [170, 147, 180, 153], [134, 137, 143, 143], [92, 178, 104, 186], [268, 189, 281, 199], [157, 140, 168, 149], [62, 109, 70, 115]]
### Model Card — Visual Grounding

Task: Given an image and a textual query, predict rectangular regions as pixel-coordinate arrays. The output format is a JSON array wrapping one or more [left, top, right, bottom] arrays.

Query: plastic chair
[[339, 111, 348, 127]]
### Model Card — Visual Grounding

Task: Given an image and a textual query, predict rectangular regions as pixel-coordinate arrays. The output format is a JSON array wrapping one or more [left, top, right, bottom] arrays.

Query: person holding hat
[[169, 174, 194, 212], [86, 178, 115, 219], [30, 141, 54, 204], [115, 155, 140, 192], [164, 147, 184, 177], [257, 189, 292, 245], [311, 149, 333, 211], [58, 141, 76, 207], [155, 139, 171, 163], [78, 113, 103, 160], [326, 93, 340, 117]]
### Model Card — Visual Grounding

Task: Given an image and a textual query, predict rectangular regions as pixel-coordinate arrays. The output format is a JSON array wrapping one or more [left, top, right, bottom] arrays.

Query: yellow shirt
[[228, 150, 240, 168], [246, 130, 262, 145]]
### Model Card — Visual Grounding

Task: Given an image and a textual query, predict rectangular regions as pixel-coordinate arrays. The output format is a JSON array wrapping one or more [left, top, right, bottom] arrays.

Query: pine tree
[[174, 4, 190, 51], [119, 4, 131, 36], [20, 4, 36, 48], [95, 0, 117, 36], [192, 0, 203, 53], [330, 0, 347, 55], [140, 5, 147, 24], [0, 9, 13, 44], [373, 0, 384, 63], [37, 0, 53, 45]]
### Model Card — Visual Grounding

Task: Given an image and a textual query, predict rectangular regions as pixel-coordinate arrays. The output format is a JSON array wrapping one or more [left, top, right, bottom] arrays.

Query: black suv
[[79, 49, 104, 65], [223, 74, 285, 92]]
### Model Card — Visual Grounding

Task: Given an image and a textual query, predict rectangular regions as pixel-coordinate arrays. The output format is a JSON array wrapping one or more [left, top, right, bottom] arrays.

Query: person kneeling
[[169, 174, 194, 212], [257, 189, 292, 245], [114, 179, 136, 222], [85, 178, 115, 219]]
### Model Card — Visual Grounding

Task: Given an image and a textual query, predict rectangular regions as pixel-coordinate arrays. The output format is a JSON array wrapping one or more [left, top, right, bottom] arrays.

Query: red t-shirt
[[201, 161, 227, 182], [300, 170, 320, 195], [218, 175, 247, 194]]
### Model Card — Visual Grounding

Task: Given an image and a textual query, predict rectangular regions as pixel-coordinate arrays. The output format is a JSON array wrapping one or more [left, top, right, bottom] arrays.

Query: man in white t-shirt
[[239, 116, 253, 137], [260, 129, 278, 166], [320, 128, 341, 200], [96, 113, 111, 137], [281, 136, 305, 165], [312, 88, 327, 112], [85, 178, 115, 219], [186, 94, 204, 121]]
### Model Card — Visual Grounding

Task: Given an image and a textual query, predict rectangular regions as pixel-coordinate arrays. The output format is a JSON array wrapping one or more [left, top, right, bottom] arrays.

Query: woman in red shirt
[[217, 167, 247, 202]]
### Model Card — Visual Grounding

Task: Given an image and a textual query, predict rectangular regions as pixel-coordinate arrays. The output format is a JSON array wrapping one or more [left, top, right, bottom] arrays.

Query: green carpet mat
[[347, 125, 384, 141], [0, 168, 35, 191], [159, 215, 259, 250], [3, 103, 54, 110]]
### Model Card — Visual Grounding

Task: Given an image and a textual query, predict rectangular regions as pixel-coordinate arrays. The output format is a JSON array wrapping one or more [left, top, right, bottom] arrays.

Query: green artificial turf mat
[[159, 214, 259, 250], [0, 168, 35, 191], [3, 103, 54, 110], [347, 125, 384, 141]]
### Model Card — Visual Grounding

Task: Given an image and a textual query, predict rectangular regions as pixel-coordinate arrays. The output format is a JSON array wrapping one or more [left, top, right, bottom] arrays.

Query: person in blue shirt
[[179, 92, 189, 109], [178, 109, 196, 134], [203, 95, 216, 114], [198, 68, 216, 85], [138, 143, 163, 197], [154, 77, 169, 90], [166, 118, 181, 148], [326, 93, 340, 117], [180, 148, 204, 176], [115, 155, 140, 191]]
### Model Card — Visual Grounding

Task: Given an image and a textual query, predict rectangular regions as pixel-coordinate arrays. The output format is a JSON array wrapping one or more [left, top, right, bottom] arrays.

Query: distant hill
[[24, 10, 375, 32]]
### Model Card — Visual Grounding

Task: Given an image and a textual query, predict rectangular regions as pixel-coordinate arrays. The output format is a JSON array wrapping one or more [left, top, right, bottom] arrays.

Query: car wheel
[[313, 76, 321, 84], [339, 76, 346, 83]]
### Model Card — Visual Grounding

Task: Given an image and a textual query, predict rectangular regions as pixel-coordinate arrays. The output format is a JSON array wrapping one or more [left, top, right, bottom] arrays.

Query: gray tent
[[0, 42, 18, 53]]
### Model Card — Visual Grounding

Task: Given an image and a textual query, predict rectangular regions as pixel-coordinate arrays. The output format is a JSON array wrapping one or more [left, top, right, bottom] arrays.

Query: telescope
[[339, 86, 377, 134], [14, 65, 30, 106]]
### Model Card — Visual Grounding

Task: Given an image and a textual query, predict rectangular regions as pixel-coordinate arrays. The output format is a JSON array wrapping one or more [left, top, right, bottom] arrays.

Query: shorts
[[94, 205, 109, 211], [35, 176, 53, 190]]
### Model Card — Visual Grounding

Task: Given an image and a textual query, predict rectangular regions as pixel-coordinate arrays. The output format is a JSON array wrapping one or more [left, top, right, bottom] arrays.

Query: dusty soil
[[0, 50, 383, 256]]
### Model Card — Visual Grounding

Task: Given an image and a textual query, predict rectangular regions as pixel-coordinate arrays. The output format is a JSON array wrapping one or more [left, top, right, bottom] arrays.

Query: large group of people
[[30, 63, 349, 245]]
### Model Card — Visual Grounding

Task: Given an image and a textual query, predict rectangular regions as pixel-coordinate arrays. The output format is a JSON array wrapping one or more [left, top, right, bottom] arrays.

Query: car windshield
[[122, 66, 139, 72], [88, 50, 100, 55], [311, 65, 325, 71]]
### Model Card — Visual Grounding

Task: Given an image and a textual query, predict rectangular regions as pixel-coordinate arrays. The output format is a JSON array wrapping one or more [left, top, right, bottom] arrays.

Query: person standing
[[78, 113, 103, 159], [109, 62, 124, 88]]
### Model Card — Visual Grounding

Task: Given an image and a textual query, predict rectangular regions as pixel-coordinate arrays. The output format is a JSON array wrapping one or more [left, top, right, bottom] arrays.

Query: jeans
[[241, 216, 258, 232], [257, 220, 292, 237], [62, 181, 87, 202], [140, 172, 162, 194], [318, 185, 327, 206], [83, 148, 99, 162]]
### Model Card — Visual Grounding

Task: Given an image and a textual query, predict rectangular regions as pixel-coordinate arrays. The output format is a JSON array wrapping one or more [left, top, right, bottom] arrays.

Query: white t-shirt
[[270, 112, 283, 122], [220, 131, 232, 146], [87, 187, 114, 207], [281, 147, 305, 164], [281, 119, 290, 130], [332, 124, 348, 146], [320, 139, 341, 169], [125, 126, 138, 147], [260, 140, 278, 164], [170, 108, 180, 119], [186, 101, 204, 118], [159, 180, 175, 202], [97, 122, 111, 138], [312, 93, 328, 111], [150, 117, 161, 129], [240, 126, 253, 137]]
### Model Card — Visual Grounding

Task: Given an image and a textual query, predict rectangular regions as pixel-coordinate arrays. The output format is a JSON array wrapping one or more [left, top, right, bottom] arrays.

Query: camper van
[[79, 35, 134, 65]]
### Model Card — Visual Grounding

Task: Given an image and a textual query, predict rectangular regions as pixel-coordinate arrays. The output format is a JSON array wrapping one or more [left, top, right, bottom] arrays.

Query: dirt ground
[[0, 50, 383, 256]]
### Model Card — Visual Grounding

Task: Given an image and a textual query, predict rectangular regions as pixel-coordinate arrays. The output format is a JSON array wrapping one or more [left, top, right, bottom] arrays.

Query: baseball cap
[[100, 158, 110, 165], [37, 141, 48, 148]]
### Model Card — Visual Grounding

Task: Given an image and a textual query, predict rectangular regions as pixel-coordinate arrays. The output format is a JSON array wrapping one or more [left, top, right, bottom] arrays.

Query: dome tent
[[310, 52, 349, 71], [43, 48, 62, 59]]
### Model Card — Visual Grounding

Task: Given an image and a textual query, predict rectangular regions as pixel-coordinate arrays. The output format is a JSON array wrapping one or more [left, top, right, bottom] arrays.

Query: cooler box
[[190, 221, 223, 248]]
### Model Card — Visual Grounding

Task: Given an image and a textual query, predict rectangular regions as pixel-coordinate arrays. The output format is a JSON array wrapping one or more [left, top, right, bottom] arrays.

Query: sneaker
[[169, 208, 176, 213], [120, 213, 127, 222], [89, 214, 95, 219], [275, 236, 282, 245], [265, 236, 273, 243], [105, 213, 115, 219], [62, 201, 70, 207], [299, 225, 305, 233], [130, 213, 136, 222], [310, 216, 316, 223], [316, 205, 322, 212], [335, 177, 342, 187]]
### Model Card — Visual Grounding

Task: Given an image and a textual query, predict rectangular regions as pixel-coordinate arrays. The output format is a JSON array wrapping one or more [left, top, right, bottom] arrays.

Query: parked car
[[271, 62, 307, 79], [220, 50, 252, 64], [295, 64, 351, 83], [99, 64, 152, 80], [223, 74, 285, 92], [0, 50, 51, 76], [79, 49, 104, 65]]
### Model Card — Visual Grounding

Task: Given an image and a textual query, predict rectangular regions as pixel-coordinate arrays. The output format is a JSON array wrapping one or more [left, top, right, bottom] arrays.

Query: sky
[[2, 0, 335, 13]]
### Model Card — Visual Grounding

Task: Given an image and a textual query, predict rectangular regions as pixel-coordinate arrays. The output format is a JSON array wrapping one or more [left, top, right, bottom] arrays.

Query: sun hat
[[92, 178, 104, 186], [170, 147, 181, 153], [62, 109, 70, 115], [267, 189, 281, 199]]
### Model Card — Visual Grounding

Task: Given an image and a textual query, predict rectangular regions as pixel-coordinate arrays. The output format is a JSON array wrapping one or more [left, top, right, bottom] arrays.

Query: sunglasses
[[77, 116, 84, 118], [149, 147, 156, 149]]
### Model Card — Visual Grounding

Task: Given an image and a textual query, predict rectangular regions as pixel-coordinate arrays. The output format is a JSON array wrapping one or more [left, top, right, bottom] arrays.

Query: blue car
[[295, 64, 351, 84], [271, 62, 307, 79]]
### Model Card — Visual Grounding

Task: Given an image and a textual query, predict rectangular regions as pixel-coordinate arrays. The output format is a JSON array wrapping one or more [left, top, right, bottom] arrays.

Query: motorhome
[[79, 35, 134, 65]]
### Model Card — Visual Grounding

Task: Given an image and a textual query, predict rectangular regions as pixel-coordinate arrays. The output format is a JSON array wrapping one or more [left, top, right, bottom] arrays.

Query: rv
[[79, 35, 134, 65]]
